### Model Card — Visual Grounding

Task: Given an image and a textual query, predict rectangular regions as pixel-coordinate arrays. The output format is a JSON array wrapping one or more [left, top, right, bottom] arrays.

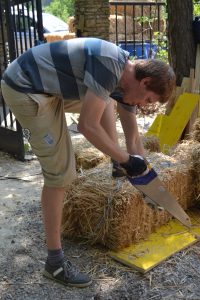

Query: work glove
[[112, 159, 126, 178], [120, 155, 147, 177]]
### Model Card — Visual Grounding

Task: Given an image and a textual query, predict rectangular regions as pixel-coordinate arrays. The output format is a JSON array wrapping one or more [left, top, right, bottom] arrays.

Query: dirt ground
[[1, 113, 200, 300]]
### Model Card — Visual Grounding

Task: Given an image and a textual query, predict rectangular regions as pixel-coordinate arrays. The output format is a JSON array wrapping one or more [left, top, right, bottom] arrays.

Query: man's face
[[122, 77, 160, 107]]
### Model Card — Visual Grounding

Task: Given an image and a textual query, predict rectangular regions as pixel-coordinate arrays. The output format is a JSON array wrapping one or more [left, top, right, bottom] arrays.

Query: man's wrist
[[118, 153, 129, 165], [120, 155, 131, 168]]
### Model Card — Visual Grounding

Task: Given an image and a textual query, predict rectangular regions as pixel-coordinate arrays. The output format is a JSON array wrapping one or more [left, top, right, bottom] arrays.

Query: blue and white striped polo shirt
[[3, 37, 135, 110]]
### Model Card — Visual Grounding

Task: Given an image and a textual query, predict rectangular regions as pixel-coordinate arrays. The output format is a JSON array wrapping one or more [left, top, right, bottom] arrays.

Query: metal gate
[[109, 1, 166, 59], [0, 0, 44, 160]]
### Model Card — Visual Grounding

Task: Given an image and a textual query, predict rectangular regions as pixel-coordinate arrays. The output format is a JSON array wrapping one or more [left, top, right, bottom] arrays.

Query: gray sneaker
[[43, 259, 92, 288]]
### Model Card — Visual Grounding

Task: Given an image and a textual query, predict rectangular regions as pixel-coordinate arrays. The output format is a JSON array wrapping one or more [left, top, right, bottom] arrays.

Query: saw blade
[[128, 168, 191, 228]]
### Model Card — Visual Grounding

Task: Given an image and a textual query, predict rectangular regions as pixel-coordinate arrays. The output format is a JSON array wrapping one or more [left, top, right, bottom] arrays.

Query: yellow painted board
[[108, 209, 200, 273], [161, 93, 199, 145], [146, 93, 200, 153], [145, 114, 163, 136]]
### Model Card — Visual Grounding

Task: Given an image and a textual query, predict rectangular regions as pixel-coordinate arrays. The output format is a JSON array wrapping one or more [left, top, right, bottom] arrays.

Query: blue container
[[118, 41, 157, 59]]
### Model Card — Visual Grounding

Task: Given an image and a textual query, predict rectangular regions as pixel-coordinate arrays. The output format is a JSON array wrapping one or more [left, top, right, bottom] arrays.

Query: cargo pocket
[[27, 93, 56, 116]]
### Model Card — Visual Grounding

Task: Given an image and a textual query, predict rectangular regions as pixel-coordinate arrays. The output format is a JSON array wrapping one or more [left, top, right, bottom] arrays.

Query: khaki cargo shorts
[[1, 80, 82, 187]]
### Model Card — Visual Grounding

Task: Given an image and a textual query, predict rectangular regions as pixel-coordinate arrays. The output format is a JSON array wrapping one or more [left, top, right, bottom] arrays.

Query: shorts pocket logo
[[43, 133, 55, 145]]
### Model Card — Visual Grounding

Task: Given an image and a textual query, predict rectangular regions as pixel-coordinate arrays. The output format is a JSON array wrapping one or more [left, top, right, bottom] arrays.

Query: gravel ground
[[1, 152, 200, 300], [1, 112, 200, 300]]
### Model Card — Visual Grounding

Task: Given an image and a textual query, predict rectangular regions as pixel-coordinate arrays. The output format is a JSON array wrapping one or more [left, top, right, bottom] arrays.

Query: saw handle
[[128, 168, 158, 185]]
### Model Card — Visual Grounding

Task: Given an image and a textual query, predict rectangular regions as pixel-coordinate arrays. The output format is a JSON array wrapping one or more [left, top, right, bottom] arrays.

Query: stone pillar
[[75, 0, 110, 40]]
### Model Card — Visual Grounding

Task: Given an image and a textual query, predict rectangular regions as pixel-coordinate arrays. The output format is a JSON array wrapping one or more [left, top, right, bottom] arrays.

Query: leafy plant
[[193, 1, 200, 17], [24, 142, 31, 153], [152, 31, 168, 62], [44, 0, 75, 22]]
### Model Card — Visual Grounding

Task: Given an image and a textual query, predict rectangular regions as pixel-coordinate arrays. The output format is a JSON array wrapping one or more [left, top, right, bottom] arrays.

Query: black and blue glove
[[120, 155, 147, 177]]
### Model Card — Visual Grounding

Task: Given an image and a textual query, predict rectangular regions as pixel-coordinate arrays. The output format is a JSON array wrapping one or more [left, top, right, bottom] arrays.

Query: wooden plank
[[183, 69, 196, 136], [194, 44, 200, 94], [189, 68, 195, 92], [108, 209, 200, 273], [187, 44, 200, 134], [181, 77, 190, 92], [165, 86, 180, 115], [166, 45, 200, 122], [165, 77, 191, 116], [165, 94, 176, 116], [146, 93, 200, 153]]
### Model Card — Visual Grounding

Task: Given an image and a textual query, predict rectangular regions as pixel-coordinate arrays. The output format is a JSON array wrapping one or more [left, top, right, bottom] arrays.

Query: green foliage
[[152, 32, 168, 62], [24, 142, 31, 153], [44, 0, 75, 22], [193, 1, 200, 17]]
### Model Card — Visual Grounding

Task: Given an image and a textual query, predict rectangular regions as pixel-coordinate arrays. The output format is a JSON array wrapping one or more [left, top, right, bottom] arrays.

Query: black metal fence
[[9, 0, 44, 57], [0, 0, 44, 160], [109, 1, 166, 59]]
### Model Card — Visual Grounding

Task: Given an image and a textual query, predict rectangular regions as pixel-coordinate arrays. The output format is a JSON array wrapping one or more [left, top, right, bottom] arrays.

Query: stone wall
[[74, 0, 110, 40]]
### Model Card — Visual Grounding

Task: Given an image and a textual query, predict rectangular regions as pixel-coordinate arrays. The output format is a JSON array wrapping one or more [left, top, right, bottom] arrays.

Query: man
[[1, 37, 176, 288]]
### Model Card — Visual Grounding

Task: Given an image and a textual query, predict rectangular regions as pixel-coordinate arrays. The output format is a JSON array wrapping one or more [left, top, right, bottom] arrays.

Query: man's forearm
[[127, 135, 145, 157], [78, 91, 129, 163], [78, 120, 129, 163], [118, 105, 145, 157]]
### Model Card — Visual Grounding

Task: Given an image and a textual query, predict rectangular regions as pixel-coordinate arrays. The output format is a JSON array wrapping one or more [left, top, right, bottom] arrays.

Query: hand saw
[[127, 165, 191, 228]]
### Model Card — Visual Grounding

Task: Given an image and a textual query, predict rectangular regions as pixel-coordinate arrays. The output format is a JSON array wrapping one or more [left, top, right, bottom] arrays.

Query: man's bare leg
[[41, 185, 65, 250]]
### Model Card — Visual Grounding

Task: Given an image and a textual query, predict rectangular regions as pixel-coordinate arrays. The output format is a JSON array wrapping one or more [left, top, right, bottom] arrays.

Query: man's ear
[[140, 77, 151, 88]]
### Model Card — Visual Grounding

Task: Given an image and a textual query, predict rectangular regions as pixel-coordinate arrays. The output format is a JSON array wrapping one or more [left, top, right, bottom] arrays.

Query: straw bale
[[191, 144, 200, 200], [190, 118, 200, 142], [109, 13, 165, 43], [142, 135, 160, 152], [75, 148, 107, 170], [171, 140, 198, 162], [44, 32, 75, 43], [72, 138, 108, 170], [172, 140, 200, 203], [62, 151, 194, 250], [68, 16, 75, 33]]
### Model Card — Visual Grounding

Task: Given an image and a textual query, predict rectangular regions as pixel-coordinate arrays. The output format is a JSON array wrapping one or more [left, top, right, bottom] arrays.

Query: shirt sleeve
[[110, 89, 137, 113], [83, 40, 131, 100]]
